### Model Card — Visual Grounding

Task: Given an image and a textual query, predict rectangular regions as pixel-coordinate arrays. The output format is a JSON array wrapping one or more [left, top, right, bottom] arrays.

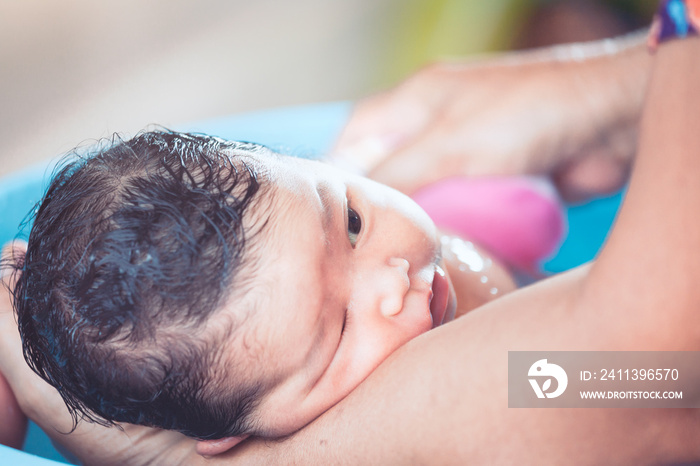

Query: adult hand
[[0, 243, 197, 465], [0, 243, 299, 465], [332, 34, 650, 202], [0, 244, 27, 449]]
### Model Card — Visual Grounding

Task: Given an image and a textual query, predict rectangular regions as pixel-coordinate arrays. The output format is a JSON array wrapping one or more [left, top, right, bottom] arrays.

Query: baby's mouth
[[429, 266, 449, 329]]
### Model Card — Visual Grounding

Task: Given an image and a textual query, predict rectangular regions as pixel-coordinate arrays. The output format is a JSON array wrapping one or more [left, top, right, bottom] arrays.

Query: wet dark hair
[[11, 130, 272, 439]]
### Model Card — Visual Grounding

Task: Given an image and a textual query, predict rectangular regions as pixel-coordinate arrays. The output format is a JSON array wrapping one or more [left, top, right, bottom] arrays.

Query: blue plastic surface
[[0, 101, 622, 464], [0, 444, 67, 466]]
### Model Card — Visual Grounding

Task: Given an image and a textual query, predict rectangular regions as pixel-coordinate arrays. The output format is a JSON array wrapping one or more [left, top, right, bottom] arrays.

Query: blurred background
[[0, 0, 655, 178]]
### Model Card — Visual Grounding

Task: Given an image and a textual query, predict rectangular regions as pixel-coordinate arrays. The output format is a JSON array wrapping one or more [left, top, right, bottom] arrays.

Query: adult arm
[[333, 32, 650, 202], [0, 371, 26, 449], [211, 36, 700, 465], [0, 244, 197, 465]]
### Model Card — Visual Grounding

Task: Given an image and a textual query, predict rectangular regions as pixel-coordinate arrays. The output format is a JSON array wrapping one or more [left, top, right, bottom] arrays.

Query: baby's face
[[219, 153, 457, 437]]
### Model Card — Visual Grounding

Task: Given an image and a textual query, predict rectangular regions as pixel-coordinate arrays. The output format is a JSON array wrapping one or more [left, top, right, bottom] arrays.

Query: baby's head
[[14, 130, 455, 448]]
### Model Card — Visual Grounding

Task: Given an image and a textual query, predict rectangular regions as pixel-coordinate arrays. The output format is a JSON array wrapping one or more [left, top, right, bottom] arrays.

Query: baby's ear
[[195, 435, 249, 457]]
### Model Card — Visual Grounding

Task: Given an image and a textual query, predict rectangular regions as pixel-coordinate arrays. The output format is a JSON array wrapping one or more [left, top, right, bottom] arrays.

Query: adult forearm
[[556, 31, 650, 167], [209, 267, 697, 464], [516, 31, 651, 176], [586, 36, 700, 349]]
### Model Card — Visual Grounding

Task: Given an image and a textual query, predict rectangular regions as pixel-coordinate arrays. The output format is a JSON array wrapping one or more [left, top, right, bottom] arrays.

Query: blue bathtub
[[0, 102, 622, 464]]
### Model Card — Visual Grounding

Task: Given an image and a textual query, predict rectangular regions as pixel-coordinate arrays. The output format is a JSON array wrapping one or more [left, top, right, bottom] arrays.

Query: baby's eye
[[347, 207, 362, 248]]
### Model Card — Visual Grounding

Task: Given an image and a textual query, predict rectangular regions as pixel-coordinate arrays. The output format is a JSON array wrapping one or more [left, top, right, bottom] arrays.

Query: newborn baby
[[10, 130, 517, 452]]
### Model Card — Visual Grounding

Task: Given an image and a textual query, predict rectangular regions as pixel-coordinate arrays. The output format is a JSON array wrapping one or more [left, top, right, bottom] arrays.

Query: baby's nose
[[379, 257, 411, 317]]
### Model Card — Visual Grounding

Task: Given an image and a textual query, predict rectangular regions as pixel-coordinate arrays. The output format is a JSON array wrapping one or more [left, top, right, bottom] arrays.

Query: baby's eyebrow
[[316, 182, 335, 248]]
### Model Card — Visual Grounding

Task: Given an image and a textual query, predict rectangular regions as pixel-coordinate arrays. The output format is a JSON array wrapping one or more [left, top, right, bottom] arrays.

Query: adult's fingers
[[333, 93, 397, 152], [331, 92, 434, 174], [1, 241, 27, 289], [0, 242, 68, 429], [552, 150, 630, 204], [0, 244, 30, 383], [367, 123, 469, 194], [0, 243, 29, 449]]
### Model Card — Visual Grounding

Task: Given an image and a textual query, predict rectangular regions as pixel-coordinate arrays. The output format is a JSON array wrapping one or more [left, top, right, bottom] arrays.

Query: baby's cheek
[[361, 318, 426, 371], [342, 304, 431, 389]]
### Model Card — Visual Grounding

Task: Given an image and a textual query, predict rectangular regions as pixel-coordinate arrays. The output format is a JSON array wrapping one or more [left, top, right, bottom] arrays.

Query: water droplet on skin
[[448, 238, 485, 272], [480, 276, 488, 284], [459, 264, 467, 272], [450, 237, 473, 249], [490, 288, 498, 295]]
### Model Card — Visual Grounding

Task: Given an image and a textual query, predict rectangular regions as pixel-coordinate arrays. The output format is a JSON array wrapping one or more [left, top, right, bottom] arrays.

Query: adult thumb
[[1, 241, 27, 286], [369, 130, 459, 195]]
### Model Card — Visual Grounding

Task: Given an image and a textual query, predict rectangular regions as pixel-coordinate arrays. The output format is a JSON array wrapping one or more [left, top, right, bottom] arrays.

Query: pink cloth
[[412, 177, 566, 272]]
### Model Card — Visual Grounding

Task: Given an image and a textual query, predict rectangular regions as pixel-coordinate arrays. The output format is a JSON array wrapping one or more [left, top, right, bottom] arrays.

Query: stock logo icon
[[528, 359, 568, 399]]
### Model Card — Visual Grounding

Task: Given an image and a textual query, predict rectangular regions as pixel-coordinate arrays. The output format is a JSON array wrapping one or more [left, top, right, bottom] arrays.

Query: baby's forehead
[[248, 154, 325, 218]]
